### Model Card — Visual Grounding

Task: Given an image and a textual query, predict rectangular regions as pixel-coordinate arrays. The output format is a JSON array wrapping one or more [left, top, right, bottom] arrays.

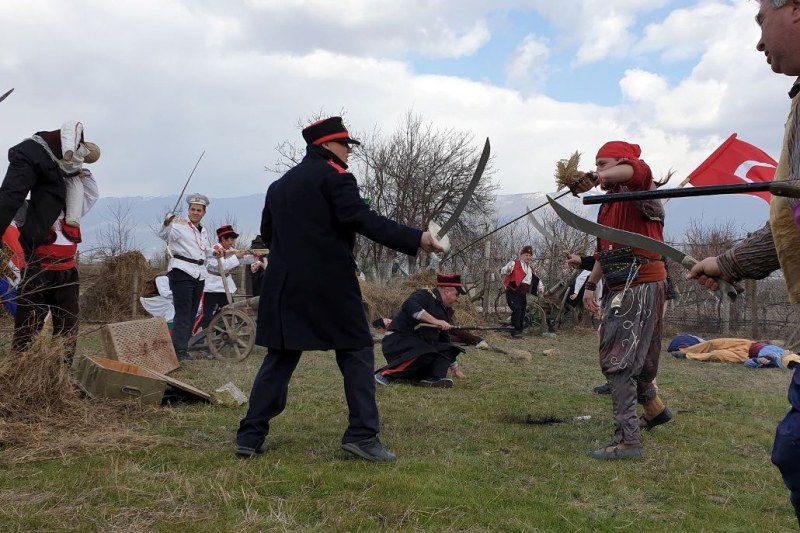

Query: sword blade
[[0, 88, 14, 104], [546, 195, 740, 301], [526, 208, 559, 245], [438, 137, 490, 237]]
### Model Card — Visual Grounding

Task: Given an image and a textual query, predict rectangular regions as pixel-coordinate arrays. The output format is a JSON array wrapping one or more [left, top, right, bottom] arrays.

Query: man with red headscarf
[[571, 140, 671, 460]]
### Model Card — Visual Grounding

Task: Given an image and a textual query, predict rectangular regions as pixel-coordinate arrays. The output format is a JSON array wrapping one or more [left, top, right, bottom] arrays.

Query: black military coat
[[0, 139, 65, 258], [380, 288, 464, 368], [255, 145, 422, 350]]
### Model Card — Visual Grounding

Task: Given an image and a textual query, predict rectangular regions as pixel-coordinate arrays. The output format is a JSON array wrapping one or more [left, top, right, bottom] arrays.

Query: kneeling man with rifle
[[375, 273, 480, 388]]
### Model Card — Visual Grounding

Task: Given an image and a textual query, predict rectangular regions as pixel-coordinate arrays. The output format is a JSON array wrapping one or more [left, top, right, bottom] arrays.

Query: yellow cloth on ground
[[783, 352, 800, 368], [680, 338, 753, 363]]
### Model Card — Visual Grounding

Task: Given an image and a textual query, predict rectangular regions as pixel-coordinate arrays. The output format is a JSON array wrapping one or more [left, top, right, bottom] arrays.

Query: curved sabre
[[546, 195, 740, 302], [438, 137, 490, 237]]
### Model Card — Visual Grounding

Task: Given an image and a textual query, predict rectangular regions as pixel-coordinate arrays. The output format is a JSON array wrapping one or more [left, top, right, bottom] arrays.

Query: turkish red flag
[[686, 133, 777, 203]]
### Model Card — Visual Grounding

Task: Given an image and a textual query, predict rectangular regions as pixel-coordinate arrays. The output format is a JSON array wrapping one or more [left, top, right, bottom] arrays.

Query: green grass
[[1, 330, 797, 532]]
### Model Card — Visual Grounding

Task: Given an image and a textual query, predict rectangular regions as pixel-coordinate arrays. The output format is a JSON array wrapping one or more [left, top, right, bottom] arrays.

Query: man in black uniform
[[374, 273, 467, 388], [236, 116, 443, 462]]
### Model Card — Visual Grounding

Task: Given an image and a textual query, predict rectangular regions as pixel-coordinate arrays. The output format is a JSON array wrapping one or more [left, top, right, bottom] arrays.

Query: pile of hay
[[0, 335, 161, 463], [360, 270, 480, 324], [80, 251, 155, 321], [554, 150, 585, 191]]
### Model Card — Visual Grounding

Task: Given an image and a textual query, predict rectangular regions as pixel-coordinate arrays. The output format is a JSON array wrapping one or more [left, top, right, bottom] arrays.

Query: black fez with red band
[[437, 272, 467, 295], [216, 224, 239, 240], [302, 116, 361, 146]]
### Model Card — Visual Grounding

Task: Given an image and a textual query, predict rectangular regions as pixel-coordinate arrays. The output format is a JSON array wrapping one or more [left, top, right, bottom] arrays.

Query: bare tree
[[355, 111, 497, 278], [94, 199, 136, 259]]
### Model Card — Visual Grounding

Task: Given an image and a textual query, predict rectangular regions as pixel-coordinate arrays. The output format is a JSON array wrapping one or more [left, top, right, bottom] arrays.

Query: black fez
[[302, 116, 361, 146], [437, 272, 467, 295]]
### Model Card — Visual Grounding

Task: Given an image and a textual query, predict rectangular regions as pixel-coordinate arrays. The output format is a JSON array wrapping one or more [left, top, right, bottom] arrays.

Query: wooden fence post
[[131, 271, 139, 317], [746, 279, 759, 339], [483, 233, 491, 320], [720, 296, 730, 336]]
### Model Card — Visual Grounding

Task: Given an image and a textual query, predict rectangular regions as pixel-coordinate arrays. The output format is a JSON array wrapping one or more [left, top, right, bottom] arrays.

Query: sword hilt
[[680, 256, 742, 302]]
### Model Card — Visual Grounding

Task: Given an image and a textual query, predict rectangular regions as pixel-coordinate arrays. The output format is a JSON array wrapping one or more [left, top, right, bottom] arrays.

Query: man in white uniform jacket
[[159, 193, 213, 361]]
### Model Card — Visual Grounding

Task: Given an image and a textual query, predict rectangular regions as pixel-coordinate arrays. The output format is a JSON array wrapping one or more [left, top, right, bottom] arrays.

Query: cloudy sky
[[0, 0, 790, 200]]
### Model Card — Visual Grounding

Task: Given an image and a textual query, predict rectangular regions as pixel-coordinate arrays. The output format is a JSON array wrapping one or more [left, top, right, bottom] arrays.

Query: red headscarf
[[596, 141, 641, 160]]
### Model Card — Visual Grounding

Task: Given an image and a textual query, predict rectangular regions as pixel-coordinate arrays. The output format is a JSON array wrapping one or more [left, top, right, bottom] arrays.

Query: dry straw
[[80, 251, 156, 321], [0, 334, 162, 464], [554, 150, 585, 191]]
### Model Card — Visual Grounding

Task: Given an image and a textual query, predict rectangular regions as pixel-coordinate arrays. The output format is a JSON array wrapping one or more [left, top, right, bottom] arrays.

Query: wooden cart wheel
[[524, 303, 548, 336], [207, 308, 256, 361]]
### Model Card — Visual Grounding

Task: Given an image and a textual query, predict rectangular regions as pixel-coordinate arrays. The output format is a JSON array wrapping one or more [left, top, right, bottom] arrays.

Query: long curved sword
[[438, 137, 490, 237], [546, 195, 740, 302], [526, 207, 558, 245]]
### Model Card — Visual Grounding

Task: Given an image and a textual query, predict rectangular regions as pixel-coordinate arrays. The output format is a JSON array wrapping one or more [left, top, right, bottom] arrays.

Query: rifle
[[414, 323, 515, 332], [582, 180, 800, 204]]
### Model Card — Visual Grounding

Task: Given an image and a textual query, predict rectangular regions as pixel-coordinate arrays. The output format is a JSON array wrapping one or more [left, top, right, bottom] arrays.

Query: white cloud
[[0, 0, 793, 207], [526, 0, 669, 65], [506, 35, 550, 89]]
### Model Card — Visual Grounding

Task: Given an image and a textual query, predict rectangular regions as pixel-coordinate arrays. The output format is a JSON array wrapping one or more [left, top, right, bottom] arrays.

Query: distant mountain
[[500, 191, 767, 236], [80, 190, 770, 259]]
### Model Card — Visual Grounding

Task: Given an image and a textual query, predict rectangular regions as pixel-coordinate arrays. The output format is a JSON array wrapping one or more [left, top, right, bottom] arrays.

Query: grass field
[[0, 327, 797, 532]]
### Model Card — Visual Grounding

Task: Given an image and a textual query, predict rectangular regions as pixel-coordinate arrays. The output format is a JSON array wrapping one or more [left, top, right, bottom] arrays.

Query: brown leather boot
[[640, 395, 673, 431]]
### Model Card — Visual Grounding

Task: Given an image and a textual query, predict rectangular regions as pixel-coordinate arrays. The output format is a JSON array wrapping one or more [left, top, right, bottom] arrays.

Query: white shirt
[[204, 254, 240, 293], [139, 276, 175, 321], [159, 218, 212, 280]]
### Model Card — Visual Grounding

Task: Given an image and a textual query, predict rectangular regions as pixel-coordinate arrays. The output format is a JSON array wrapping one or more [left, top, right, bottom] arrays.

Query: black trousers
[[236, 346, 379, 448], [168, 269, 204, 355], [506, 289, 527, 332], [13, 266, 80, 367], [772, 409, 800, 522], [200, 292, 229, 329]]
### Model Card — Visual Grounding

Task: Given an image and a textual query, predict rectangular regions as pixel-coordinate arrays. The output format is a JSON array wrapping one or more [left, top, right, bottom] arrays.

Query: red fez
[[596, 141, 641, 160], [437, 272, 467, 295], [302, 116, 361, 146], [216, 224, 239, 239]]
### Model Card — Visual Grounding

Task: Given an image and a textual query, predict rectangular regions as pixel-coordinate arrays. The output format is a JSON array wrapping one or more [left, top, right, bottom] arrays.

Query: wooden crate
[[100, 317, 179, 374], [76, 356, 166, 406]]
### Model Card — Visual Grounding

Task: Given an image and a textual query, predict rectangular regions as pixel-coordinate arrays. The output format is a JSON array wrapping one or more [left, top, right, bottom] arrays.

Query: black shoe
[[593, 382, 612, 395], [419, 377, 453, 388], [341, 436, 396, 462], [176, 351, 193, 362], [510, 330, 523, 338], [374, 372, 391, 386], [588, 444, 644, 460], [640, 407, 673, 431], [234, 442, 266, 458]]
